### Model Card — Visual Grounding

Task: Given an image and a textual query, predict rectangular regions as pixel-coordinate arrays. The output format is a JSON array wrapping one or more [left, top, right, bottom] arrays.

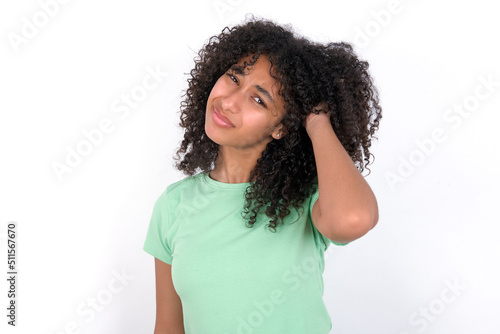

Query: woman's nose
[[221, 89, 242, 113]]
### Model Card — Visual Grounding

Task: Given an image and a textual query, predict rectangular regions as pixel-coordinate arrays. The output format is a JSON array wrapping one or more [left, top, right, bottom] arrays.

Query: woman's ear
[[273, 125, 287, 139]]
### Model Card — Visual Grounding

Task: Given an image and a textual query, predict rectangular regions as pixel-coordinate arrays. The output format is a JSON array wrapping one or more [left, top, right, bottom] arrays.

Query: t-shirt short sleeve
[[143, 191, 173, 265], [309, 186, 349, 251]]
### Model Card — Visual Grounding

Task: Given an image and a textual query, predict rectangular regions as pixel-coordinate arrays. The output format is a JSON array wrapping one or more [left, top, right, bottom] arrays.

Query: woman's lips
[[213, 107, 234, 127]]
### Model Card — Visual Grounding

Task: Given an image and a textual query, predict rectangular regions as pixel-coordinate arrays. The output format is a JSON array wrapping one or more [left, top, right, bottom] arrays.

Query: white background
[[1, 0, 499, 333]]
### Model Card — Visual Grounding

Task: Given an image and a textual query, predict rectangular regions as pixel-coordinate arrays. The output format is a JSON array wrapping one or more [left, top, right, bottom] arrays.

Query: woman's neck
[[210, 146, 262, 183]]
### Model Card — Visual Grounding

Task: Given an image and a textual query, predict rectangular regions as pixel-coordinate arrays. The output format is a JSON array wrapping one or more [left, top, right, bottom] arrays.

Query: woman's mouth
[[212, 107, 235, 127]]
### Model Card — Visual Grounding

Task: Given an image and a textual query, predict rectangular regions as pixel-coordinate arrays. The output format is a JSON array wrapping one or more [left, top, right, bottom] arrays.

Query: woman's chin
[[204, 125, 224, 146]]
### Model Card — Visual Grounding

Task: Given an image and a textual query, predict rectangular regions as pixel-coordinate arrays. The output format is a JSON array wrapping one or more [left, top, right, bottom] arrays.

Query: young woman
[[144, 16, 382, 334]]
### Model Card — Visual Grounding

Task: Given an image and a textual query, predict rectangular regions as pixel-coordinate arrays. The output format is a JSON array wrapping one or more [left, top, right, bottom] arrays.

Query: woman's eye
[[254, 96, 266, 107], [226, 73, 238, 83]]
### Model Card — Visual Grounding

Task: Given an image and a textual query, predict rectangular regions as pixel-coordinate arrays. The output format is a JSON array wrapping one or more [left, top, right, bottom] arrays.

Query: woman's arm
[[306, 107, 379, 244], [153, 258, 185, 334]]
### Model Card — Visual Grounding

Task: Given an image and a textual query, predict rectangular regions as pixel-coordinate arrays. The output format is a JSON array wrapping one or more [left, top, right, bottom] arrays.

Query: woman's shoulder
[[152, 172, 204, 209], [163, 172, 204, 196]]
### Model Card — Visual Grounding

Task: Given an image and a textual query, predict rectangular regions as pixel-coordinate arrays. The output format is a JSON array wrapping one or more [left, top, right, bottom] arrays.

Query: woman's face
[[205, 54, 286, 151]]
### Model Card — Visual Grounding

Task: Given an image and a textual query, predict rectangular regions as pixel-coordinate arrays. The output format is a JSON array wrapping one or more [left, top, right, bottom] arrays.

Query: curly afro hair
[[173, 16, 382, 233]]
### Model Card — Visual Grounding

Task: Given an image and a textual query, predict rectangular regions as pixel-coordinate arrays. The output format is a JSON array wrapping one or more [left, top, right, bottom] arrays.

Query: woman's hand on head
[[304, 101, 332, 134]]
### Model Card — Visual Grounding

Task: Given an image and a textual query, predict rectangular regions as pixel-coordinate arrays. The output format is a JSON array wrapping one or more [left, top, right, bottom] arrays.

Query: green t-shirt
[[143, 171, 347, 333]]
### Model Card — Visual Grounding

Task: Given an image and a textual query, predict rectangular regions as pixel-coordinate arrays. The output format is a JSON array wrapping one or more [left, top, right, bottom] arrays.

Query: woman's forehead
[[234, 53, 274, 69]]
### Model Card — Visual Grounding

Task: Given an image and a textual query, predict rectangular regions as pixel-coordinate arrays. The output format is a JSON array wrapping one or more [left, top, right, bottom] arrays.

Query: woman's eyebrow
[[255, 85, 274, 104], [230, 65, 245, 74], [229, 65, 275, 104]]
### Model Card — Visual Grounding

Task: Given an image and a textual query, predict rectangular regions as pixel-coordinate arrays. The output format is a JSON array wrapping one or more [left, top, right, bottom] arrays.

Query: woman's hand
[[304, 101, 332, 134]]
